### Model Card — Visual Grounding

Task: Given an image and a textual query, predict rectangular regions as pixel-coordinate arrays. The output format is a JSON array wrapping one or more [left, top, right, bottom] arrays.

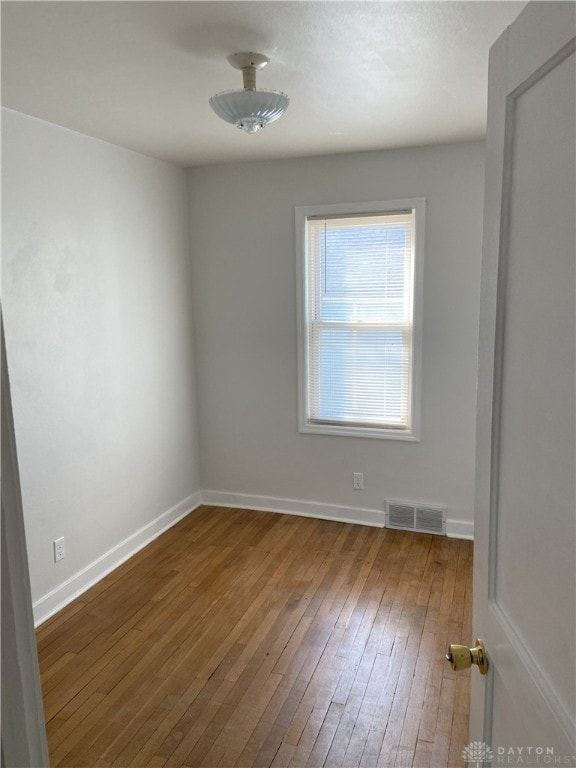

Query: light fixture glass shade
[[209, 89, 289, 134]]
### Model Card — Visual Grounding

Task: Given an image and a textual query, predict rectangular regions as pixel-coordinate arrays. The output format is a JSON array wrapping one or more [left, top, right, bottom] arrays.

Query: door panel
[[494, 49, 576, 717], [472, 1, 576, 757]]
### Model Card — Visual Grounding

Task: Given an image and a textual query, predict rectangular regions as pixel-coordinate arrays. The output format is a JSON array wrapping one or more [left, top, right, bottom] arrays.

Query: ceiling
[[1, 1, 525, 168]]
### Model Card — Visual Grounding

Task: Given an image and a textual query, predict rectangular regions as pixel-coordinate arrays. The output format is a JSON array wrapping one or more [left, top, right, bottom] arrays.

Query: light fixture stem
[[242, 66, 257, 91]]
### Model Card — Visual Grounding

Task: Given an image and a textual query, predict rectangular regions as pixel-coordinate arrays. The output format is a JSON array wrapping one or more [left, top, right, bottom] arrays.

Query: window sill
[[299, 422, 420, 442]]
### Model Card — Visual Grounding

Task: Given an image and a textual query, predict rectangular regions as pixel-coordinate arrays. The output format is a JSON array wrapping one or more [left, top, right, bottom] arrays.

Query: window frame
[[295, 197, 425, 441]]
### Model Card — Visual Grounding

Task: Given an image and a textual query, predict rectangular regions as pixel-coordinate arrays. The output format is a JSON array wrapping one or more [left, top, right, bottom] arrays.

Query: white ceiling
[[1, 1, 525, 168]]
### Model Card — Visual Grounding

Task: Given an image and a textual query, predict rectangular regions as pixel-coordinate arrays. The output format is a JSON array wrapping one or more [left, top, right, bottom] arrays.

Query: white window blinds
[[303, 209, 416, 432]]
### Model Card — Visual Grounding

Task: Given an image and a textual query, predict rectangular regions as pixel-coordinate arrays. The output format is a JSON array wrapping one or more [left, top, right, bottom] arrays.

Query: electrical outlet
[[54, 537, 65, 562], [353, 472, 364, 490]]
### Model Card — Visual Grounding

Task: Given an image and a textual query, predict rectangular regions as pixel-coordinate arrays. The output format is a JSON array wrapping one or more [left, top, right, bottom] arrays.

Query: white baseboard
[[33, 491, 203, 627], [202, 490, 386, 528], [203, 490, 474, 541], [446, 518, 474, 540]]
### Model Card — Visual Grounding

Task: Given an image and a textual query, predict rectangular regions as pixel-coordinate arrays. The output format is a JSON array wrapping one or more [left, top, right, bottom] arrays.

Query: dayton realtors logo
[[462, 742, 576, 766], [462, 742, 494, 767], [494, 747, 575, 765]]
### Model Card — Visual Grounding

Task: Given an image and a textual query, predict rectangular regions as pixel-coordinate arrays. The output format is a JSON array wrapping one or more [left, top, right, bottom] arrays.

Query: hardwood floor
[[37, 505, 472, 768]]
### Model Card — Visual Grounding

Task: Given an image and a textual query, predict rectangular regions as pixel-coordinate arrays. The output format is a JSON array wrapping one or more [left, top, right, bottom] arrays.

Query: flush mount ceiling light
[[209, 52, 289, 134]]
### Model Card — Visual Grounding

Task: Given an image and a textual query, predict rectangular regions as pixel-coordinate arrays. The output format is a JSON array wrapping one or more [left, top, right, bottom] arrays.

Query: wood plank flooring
[[37, 505, 472, 768]]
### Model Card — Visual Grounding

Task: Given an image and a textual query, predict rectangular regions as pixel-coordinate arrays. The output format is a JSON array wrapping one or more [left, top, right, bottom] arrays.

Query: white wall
[[2, 109, 200, 619], [188, 142, 485, 535]]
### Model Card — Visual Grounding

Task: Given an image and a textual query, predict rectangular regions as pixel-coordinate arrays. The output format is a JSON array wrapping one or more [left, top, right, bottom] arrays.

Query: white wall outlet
[[353, 472, 364, 490], [54, 536, 65, 562]]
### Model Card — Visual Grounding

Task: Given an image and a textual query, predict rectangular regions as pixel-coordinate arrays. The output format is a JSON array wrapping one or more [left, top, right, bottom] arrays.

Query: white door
[[470, 0, 576, 761]]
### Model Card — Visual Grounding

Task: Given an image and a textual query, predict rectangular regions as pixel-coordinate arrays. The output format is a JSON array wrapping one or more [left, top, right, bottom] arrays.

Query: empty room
[[2, 2, 575, 767]]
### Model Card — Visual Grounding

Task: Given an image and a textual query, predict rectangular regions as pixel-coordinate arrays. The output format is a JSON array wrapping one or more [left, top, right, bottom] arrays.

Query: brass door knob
[[445, 638, 488, 675]]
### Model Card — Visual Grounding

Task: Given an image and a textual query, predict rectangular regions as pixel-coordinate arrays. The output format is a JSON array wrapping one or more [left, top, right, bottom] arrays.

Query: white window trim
[[295, 197, 425, 441]]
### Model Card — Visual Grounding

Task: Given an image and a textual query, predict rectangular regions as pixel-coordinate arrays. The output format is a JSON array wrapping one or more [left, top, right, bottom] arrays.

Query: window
[[296, 198, 424, 440]]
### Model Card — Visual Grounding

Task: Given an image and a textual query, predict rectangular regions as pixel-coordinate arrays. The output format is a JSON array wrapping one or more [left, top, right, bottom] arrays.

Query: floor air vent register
[[385, 500, 446, 535]]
